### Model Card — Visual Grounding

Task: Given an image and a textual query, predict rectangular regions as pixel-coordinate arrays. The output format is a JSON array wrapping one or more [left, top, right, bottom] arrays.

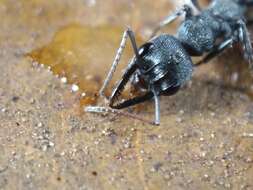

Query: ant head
[[134, 35, 186, 73], [134, 34, 193, 85]]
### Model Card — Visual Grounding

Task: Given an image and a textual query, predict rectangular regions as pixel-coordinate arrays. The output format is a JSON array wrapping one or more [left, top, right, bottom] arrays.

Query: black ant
[[85, 0, 253, 125]]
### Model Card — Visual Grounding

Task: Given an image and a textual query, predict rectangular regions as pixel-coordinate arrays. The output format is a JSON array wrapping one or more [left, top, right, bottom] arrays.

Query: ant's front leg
[[152, 88, 161, 126], [150, 5, 193, 38], [237, 20, 253, 68], [195, 38, 234, 66], [243, 0, 253, 6], [195, 19, 253, 67]]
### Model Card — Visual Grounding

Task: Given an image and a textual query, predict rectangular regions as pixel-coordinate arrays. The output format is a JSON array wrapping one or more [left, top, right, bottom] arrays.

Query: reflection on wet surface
[[28, 24, 143, 106]]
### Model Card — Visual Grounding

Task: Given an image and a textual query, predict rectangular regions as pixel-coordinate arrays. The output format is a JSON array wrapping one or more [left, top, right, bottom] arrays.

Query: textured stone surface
[[0, 1, 252, 189]]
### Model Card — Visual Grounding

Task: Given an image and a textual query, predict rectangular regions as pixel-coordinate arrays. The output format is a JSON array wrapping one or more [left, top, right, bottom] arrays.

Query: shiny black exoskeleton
[[107, 34, 193, 125], [176, 0, 253, 64], [87, 0, 253, 125]]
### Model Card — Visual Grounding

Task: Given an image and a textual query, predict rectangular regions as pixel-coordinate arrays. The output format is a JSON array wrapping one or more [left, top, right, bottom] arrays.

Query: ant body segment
[[85, 0, 253, 125]]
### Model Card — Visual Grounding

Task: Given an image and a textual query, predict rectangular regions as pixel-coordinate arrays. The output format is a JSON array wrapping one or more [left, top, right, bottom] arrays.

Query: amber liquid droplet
[[27, 24, 143, 106]]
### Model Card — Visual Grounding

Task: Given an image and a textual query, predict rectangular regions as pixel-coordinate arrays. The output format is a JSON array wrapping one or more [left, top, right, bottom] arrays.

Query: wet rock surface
[[0, 0, 252, 189]]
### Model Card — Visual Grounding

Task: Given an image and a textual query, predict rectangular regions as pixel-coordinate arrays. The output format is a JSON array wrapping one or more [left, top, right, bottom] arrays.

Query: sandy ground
[[0, 0, 253, 190]]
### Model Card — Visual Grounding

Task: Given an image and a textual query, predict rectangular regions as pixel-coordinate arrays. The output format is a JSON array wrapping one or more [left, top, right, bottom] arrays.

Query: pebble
[[61, 77, 67, 84], [176, 117, 182, 123], [71, 84, 79, 92], [37, 122, 43, 127], [242, 133, 253, 138], [1, 107, 7, 113]]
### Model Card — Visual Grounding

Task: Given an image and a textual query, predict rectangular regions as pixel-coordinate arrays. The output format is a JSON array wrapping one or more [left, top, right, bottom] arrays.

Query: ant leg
[[195, 38, 234, 66], [110, 89, 160, 125], [197, 20, 253, 67], [153, 91, 161, 125], [99, 27, 140, 98], [150, 5, 193, 38], [247, 19, 253, 26], [237, 20, 253, 68], [243, 0, 253, 5], [191, 0, 201, 10]]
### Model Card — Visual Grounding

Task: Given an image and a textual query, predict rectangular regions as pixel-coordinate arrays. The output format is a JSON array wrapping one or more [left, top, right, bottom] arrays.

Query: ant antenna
[[191, 0, 201, 11], [126, 29, 140, 59], [99, 28, 140, 97], [85, 106, 156, 125]]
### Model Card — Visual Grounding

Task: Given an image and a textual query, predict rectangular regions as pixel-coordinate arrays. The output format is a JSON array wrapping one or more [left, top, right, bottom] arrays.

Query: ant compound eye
[[138, 42, 154, 57]]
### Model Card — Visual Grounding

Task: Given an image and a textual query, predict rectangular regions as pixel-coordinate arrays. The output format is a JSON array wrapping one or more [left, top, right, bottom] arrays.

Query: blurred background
[[0, 1, 253, 189]]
